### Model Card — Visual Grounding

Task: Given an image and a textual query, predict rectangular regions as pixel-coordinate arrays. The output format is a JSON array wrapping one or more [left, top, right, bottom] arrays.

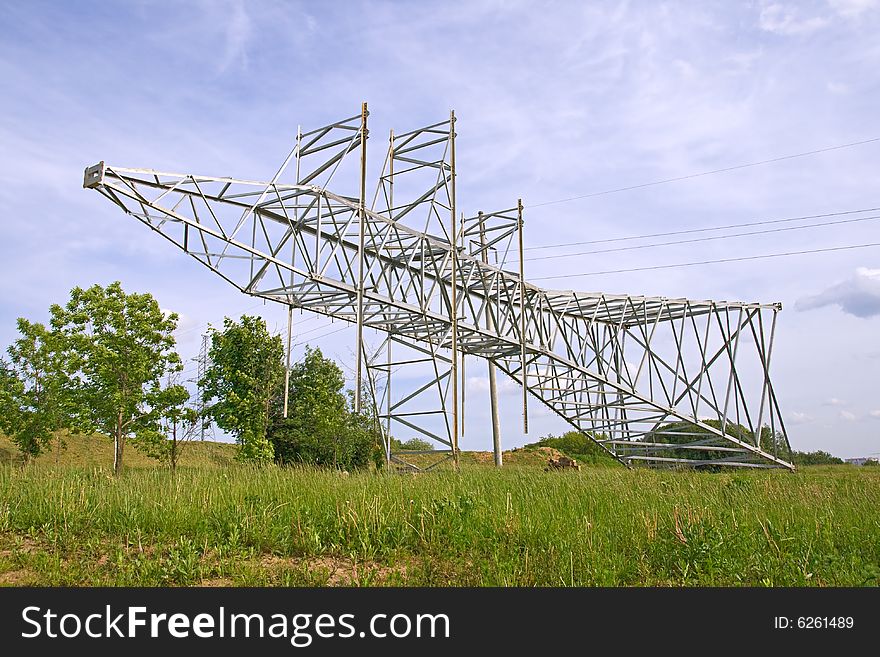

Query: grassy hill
[[0, 431, 566, 471], [0, 431, 238, 469]]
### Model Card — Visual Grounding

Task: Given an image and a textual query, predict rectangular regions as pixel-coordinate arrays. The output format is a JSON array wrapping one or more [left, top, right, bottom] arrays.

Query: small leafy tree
[[0, 319, 74, 463], [201, 315, 283, 463], [51, 282, 183, 475], [269, 346, 381, 470], [132, 375, 195, 471]]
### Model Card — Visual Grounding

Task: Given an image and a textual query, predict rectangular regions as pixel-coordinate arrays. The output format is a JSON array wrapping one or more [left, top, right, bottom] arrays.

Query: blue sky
[[1, 0, 878, 457]]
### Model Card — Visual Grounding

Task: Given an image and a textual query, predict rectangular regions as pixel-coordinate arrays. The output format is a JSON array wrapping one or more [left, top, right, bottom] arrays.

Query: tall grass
[[1, 464, 878, 586]]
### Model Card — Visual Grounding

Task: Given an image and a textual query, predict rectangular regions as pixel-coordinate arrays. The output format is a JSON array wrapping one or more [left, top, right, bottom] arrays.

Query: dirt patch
[[0, 535, 42, 557], [198, 577, 234, 587], [0, 568, 34, 586], [259, 553, 408, 586], [535, 446, 564, 460]]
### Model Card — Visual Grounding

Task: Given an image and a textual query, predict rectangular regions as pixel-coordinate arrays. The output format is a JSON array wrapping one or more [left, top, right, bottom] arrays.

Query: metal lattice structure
[[83, 105, 794, 470]]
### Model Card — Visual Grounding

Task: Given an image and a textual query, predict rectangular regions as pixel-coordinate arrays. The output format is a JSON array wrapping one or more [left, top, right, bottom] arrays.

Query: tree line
[[2, 282, 848, 473], [0, 282, 384, 474]]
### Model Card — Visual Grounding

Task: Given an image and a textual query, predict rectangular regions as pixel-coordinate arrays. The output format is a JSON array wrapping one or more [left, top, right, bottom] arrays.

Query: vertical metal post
[[385, 129, 394, 468], [292, 124, 301, 284], [385, 335, 392, 465], [283, 304, 293, 418], [720, 307, 744, 437], [518, 198, 529, 434], [197, 333, 209, 441], [449, 110, 459, 469], [478, 212, 503, 467], [355, 102, 368, 413], [461, 352, 466, 438], [754, 308, 778, 451], [693, 306, 713, 420], [388, 129, 394, 220], [459, 213, 466, 441], [284, 126, 301, 421]]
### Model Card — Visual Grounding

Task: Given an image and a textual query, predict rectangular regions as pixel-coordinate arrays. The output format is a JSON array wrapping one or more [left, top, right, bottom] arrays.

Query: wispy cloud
[[795, 267, 880, 318], [788, 411, 814, 425], [217, 0, 253, 72], [2, 1, 880, 457], [828, 0, 879, 19], [759, 3, 829, 35], [466, 375, 520, 396]]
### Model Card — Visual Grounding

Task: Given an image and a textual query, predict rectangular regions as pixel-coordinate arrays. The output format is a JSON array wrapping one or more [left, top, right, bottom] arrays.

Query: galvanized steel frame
[[83, 106, 794, 470]]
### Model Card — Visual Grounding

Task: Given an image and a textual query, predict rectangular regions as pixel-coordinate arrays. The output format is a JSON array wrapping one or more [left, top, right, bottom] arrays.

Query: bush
[[267, 347, 382, 471], [791, 450, 844, 466], [390, 437, 435, 452]]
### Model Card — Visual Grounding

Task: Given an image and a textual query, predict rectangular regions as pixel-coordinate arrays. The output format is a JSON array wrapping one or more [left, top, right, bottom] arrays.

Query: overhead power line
[[293, 324, 349, 346], [532, 242, 880, 280], [525, 137, 880, 210], [173, 300, 266, 337], [513, 213, 880, 263], [522, 206, 880, 252], [173, 300, 323, 339]]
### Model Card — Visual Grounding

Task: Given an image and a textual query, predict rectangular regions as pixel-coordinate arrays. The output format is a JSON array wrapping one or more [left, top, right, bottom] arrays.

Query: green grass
[[1, 460, 878, 587], [0, 431, 238, 469]]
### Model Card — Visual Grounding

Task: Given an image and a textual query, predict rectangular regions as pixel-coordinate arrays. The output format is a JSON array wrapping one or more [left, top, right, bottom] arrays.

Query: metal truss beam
[[83, 105, 794, 470]]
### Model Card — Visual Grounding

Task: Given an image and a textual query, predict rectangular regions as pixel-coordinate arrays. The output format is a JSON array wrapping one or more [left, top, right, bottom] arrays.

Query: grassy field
[[0, 432, 239, 469], [1, 434, 878, 587]]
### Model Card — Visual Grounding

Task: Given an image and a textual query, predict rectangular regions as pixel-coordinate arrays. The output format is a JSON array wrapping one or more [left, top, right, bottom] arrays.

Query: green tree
[[791, 450, 844, 466], [132, 374, 194, 471], [638, 421, 792, 468], [201, 315, 283, 463], [51, 282, 183, 475], [269, 346, 381, 470], [0, 319, 74, 463], [392, 437, 435, 452]]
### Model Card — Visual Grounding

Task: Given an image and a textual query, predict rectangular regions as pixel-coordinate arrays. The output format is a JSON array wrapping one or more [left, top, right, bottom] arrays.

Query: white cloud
[[2, 1, 880, 460], [839, 410, 858, 421], [795, 267, 880, 318], [788, 411, 814, 425], [828, 0, 879, 19], [466, 374, 520, 396], [759, 3, 829, 35], [823, 397, 846, 406], [166, 310, 200, 336], [869, 410, 880, 419], [218, 0, 253, 72]]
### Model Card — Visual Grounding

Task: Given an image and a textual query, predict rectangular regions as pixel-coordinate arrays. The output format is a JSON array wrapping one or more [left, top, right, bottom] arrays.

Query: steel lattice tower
[[83, 105, 794, 470]]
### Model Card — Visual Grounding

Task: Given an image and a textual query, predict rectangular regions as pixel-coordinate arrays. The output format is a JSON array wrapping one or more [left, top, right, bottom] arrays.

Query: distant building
[[846, 457, 878, 466]]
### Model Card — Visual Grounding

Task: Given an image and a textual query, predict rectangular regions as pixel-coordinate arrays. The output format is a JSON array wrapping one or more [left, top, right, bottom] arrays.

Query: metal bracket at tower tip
[[83, 161, 105, 189]]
